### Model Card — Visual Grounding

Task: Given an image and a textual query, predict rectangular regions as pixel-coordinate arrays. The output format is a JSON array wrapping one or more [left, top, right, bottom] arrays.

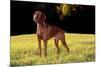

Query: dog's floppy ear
[[41, 12, 46, 22]]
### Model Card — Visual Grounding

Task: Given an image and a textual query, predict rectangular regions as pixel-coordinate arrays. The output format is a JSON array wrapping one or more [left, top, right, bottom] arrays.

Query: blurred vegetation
[[56, 4, 78, 20]]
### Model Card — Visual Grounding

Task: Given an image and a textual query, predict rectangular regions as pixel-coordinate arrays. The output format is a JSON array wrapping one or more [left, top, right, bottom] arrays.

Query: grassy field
[[10, 33, 95, 66]]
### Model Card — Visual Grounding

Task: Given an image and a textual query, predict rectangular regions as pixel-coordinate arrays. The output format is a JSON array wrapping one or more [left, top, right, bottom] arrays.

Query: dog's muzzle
[[33, 15, 37, 21]]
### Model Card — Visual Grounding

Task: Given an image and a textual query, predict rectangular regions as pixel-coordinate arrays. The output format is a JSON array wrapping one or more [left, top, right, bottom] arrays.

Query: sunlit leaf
[[56, 4, 78, 21]]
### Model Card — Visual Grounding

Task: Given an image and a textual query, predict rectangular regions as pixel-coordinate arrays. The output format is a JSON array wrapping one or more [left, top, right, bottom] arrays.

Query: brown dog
[[33, 11, 69, 57]]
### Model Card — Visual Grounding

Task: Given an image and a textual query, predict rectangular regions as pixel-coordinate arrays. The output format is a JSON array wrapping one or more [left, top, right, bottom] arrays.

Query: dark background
[[11, 1, 95, 36]]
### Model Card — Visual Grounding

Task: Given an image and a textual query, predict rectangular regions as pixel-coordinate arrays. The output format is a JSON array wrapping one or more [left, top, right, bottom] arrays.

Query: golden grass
[[10, 33, 95, 66]]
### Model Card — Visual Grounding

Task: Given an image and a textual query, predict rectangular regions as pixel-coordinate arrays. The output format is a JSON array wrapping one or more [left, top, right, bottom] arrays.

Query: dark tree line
[[11, 1, 95, 36]]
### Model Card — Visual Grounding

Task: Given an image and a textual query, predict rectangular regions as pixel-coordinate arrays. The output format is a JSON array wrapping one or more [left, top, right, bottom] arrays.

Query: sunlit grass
[[10, 33, 95, 66]]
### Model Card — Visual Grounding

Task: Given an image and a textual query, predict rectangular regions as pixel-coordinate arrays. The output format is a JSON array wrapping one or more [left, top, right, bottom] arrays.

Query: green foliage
[[10, 33, 95, 66], [56, 4, 78, 20]]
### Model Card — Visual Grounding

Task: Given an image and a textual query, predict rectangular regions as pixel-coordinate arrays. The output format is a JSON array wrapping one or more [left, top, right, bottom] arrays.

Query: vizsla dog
[[33, 11, 69, 57]]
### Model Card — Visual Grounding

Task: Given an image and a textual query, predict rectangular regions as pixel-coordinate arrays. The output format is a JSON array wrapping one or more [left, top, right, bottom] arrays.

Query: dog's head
[[33, 11, 46, 23]]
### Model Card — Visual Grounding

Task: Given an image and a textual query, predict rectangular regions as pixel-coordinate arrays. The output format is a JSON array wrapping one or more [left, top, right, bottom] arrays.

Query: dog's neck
[[37, 21, 46, 28]]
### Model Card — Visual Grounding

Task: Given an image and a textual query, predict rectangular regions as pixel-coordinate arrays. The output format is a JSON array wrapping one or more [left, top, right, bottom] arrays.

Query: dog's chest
[[37, 24, 48, 36]]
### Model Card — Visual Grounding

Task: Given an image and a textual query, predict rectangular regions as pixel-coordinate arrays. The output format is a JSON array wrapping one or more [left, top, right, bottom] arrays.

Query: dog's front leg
[[43, 34, 48, 57], [37, 35, 42, 57], [43, 40, 47, 57]]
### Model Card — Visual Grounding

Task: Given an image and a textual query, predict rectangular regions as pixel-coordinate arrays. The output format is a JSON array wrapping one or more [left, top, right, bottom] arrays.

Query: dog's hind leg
[[54, 39, 60, 55], [60, 33, 70, 53], [61, 38, 69, 53], [55, 31, 70, 53]]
